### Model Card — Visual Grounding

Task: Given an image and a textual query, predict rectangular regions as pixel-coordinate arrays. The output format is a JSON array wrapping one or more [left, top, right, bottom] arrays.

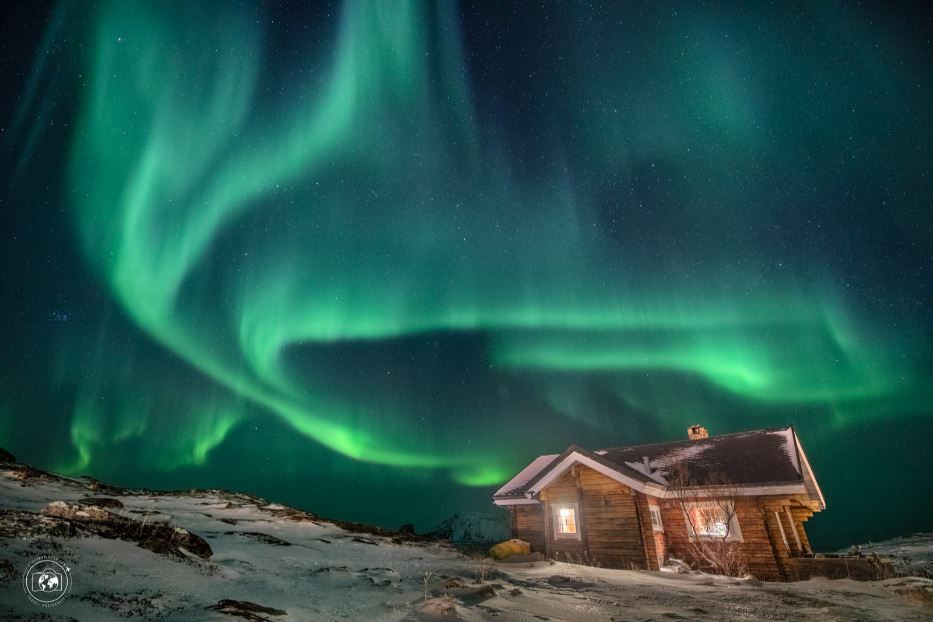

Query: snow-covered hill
[[0, 456, 930, 621], [426, 512, 510, 545]]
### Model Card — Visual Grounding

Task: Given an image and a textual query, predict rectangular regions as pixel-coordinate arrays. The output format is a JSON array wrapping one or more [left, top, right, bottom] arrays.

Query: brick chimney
[[688, 424, 709, 441]]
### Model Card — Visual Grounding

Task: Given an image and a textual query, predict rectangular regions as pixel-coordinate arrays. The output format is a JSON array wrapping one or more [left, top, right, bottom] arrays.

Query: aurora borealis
[[0, 1, 930, 548]]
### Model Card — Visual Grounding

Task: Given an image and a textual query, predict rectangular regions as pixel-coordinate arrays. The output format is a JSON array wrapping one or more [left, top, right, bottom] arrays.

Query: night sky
[[1, 1, 930, 550]]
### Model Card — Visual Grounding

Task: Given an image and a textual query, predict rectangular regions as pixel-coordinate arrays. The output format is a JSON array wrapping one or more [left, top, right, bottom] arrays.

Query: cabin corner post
[[634, 492, 659, 570], [784, 506, 803, 554], [789, 506, 814, 555], [573, 465, 592, 563], [779, 507, 801, 556], [759, 502, 789, 581]]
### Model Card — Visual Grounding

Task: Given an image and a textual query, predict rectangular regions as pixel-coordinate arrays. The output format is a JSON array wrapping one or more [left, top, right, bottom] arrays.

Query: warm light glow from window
[[557, 507, 577, 534], [688, 505, 729, 537]]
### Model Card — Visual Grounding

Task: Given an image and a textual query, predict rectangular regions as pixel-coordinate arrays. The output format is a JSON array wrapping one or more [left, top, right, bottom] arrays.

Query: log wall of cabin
[[539, 465, 651, 569], [539, 468, 587, 561], [658, 497, 789, 581], [508, 472, 818, 582], [579, 467, 651, 569], [645, 498, 667, 567], [635, 493, 661, 570], [511, 504, 546, 553]]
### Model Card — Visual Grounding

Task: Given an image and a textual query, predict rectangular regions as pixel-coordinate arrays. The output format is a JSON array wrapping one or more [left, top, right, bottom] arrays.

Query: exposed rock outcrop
[[206, 599, 286, 620], [79, 496, 124, 509], [40, 501, 212, 560]]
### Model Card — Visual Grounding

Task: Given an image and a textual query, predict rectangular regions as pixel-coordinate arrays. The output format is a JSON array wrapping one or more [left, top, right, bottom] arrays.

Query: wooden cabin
[[492, 425, 826, 581]]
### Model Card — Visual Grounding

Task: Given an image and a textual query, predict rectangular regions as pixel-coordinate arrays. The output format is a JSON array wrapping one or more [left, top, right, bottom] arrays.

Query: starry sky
[[0, 1, 930, 549]]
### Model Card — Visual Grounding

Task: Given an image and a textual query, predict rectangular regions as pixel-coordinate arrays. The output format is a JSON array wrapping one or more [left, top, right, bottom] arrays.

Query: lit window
[[683, 501, 742, 540], [649, 505, 663, 531], [553, 504, 579, 538], [558, 507, 577, 534]]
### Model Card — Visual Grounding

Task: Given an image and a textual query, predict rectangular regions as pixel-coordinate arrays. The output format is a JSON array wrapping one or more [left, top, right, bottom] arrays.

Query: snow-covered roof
[[494, 426, 823, 508], [601, 426, 802, 487], [493, 454, 559, 499]]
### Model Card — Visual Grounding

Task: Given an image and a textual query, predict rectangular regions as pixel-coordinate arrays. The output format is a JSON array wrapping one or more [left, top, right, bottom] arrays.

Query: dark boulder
[[206, 599, 286, 620], [0, 447, 15, 463], [79, 497, 124, 509], [232, 531, 292, 546], [0, 510, 77, 539]]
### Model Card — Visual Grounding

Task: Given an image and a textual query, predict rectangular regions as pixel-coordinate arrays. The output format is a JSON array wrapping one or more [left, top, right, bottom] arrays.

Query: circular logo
[[23, 557, 72, 607]]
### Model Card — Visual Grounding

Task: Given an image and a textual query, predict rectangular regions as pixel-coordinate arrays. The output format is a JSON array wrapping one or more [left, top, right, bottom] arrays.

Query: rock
[[44, 500, 112, 522], [82, 477, 126, 495], [262, 504, 319, 523], [154, 526, 213, 559], [443, 577, 465, 589], [416, 597, 459, 619], [40, 501, 212, 560], [510, 588, 522, 596], [206, 599, 286, 620], [0, 558, 16, 582], [0, 447, 15, 463], [79, 497, 124, 509], [489, 538, 531, 560], [457, 583, 496, 605], [399, 523, 416, 535], [233, 531, 292, 546], [0, 509, 78, 539], [329, 517, 429, 544]]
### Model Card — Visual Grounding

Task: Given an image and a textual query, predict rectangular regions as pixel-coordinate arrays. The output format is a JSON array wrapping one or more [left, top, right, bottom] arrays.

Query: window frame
[[682, 500, 743, 542], [552, 503, 581, 540], [649, 504, 664, 531]]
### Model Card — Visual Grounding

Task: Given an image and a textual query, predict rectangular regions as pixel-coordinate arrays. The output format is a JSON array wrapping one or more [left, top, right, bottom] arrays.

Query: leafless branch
[[666, 463, 748, 577]]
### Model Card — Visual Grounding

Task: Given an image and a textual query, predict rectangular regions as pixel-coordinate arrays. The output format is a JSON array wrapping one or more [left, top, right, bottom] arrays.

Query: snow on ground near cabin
[[0, 467, 931, 621]]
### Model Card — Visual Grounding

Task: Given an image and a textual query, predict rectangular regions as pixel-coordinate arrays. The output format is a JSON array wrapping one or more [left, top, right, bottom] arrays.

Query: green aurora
[[0, 1, 930, 547]]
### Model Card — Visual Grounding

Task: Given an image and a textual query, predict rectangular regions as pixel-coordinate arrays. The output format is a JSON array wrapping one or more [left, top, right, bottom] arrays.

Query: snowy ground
[[0, 464, 931, 621]]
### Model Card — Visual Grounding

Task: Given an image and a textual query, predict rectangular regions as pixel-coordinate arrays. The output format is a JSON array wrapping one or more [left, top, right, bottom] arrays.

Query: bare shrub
[[473, 558, 493, 584], [667, 463, 748, 577], [422, 570, 433, 602]]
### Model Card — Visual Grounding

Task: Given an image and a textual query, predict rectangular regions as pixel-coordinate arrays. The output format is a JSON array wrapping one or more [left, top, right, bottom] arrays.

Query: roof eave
[[792, 428, 827, 510]]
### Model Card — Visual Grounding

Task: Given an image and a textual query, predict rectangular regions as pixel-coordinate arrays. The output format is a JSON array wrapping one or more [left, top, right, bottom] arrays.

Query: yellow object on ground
[[489, 538, 531, 560]]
